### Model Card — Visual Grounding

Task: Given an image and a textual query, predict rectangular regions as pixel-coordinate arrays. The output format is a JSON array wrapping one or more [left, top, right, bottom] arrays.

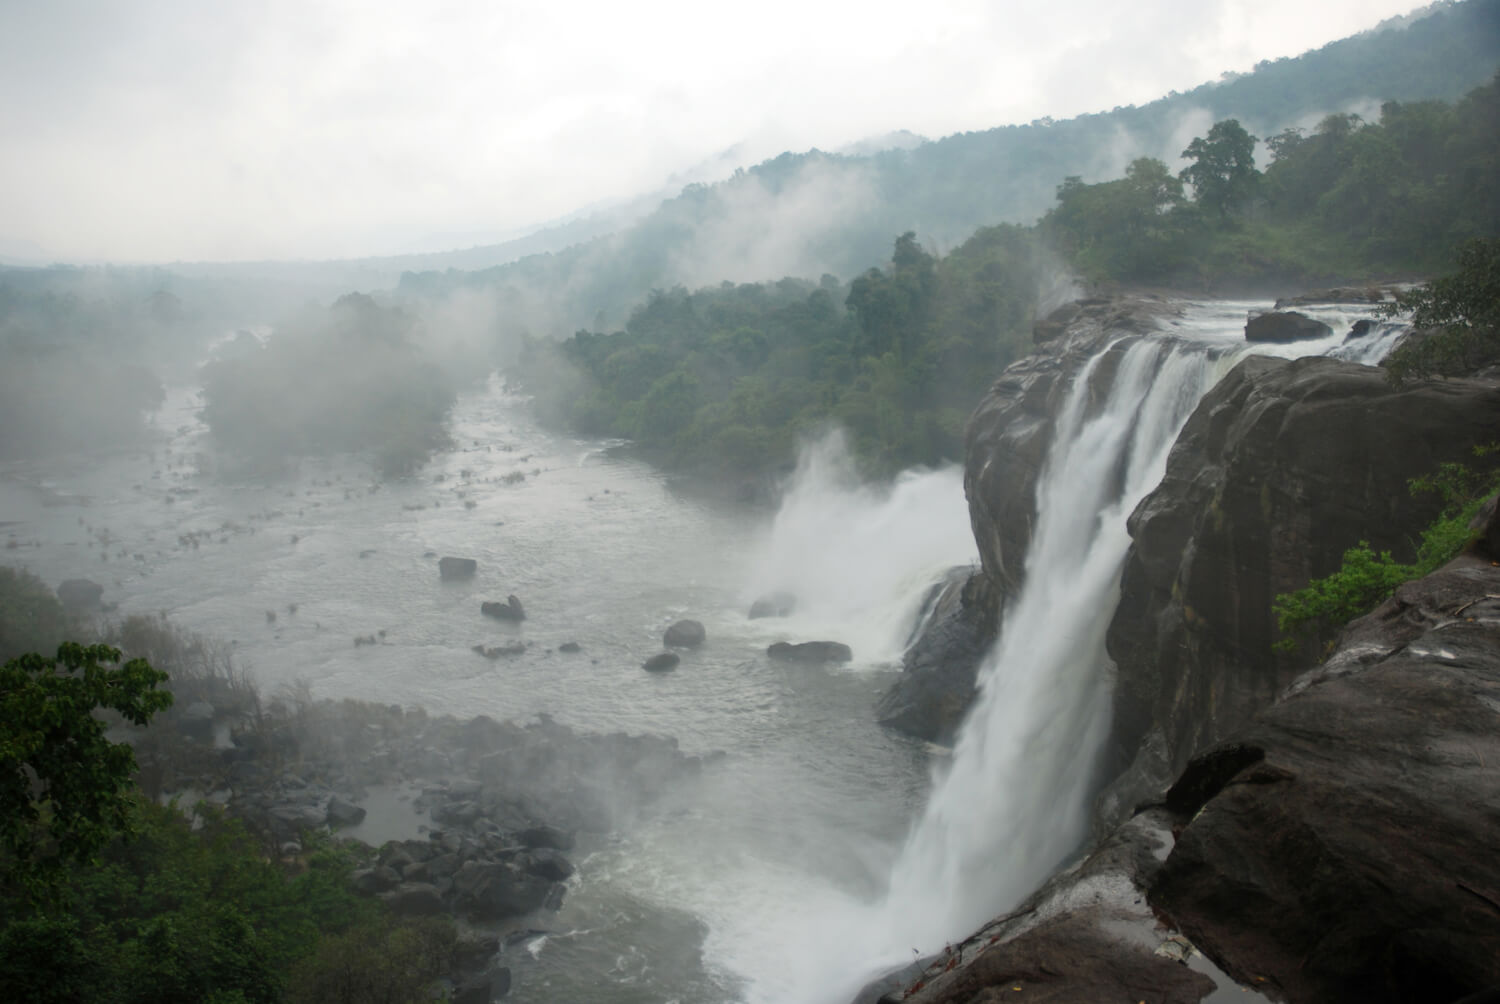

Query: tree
[[1, 643, 172, 894], [1180, 119, 1260, 218], [1382, 238, 1500, 383]]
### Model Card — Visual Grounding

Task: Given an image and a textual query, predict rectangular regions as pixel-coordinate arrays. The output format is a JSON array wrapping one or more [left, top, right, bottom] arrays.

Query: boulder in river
[[1244, 310, 1333, 343], [663, 619, 706, 648], [480, 595, 526, 621], [767, 641, 852, 663], [748, 592, 796, 619], [642, 652, 680, 672], [57, 577, 104, 611], [439, 556, 478, 580]]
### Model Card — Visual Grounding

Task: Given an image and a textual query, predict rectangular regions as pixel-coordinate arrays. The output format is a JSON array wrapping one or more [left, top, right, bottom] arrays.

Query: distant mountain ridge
[[397, 0, 1499, 335]]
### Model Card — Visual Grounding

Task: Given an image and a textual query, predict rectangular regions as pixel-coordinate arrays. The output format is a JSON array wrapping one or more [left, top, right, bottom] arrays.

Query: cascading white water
[[876, 339, 1227, 947], [771, 305, 1409, 1004], [742, 430, 977, 664]]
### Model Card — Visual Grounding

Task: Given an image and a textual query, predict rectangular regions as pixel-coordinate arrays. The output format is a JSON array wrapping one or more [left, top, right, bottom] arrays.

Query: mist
[[2, 2, 1497, 1002]]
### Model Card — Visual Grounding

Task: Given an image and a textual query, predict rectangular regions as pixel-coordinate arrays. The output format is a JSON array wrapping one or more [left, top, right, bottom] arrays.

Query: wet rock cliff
[[872, 293, 1500, 1003]]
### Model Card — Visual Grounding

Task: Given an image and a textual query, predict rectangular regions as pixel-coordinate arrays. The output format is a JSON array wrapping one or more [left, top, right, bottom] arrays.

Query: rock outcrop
[[1244, 310, 1333, 342], [1102, 355, 1500, 823], [880, 294, 1182, 740], [879, 505, 1500, 1004], [438, 556, 477, 580], [663, 619, 706, 648], [875, 569, 996, 743]]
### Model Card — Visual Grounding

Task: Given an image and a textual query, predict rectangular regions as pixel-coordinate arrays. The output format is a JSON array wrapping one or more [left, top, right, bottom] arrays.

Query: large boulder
[[1148, 550, 1500, 1003], [56, 578, 104, 611], [450, 860, 552, 920], [767, 641, 852, 663], [642, 652, 680, 672], [875, 569, 997, 743], [439, 556, 478, 580], [480, 595, 526, 621], [663, 619, 706, 648], [748, 592, 796, 619], [1102, 355, 1500, 824], [1244, 310, 1332, 343]]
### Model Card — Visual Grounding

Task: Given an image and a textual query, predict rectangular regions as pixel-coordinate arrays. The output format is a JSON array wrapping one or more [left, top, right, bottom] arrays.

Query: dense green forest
[[1046, 74, 1500, 283], [517, 73, 1500, 480], [519, 226, 1043, 480], [401, 0, 1500, 333], [0, 571, 457, 1004]]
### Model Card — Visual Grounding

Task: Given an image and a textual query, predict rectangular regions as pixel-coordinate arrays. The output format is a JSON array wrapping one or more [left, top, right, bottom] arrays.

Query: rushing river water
[[0, 298, 1399, 1002]]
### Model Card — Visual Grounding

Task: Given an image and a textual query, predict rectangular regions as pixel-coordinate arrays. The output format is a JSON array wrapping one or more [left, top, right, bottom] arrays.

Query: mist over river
[[0, 297, 1396, 1003]]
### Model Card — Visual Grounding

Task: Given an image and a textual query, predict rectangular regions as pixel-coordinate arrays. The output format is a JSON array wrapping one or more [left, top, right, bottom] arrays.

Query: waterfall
[[759, 308, 1408, 1004], [876, 339, 1226, 948]]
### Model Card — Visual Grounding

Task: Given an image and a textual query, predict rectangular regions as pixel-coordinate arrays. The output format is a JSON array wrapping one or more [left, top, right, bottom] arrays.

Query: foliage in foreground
[[1, 643, 172, 895], [1381, 237, 1500, 383], [1274, 447, 1500, 651]]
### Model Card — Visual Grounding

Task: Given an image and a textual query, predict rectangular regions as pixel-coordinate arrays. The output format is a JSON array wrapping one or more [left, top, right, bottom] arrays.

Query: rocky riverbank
[[129, 684, 714, 1002]]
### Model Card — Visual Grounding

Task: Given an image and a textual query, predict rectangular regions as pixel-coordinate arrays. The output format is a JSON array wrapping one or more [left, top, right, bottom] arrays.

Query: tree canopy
[[1, 643, 171, 895]]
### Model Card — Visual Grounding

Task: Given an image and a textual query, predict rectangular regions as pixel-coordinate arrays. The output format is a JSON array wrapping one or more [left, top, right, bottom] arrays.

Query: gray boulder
[[642, 652, 680, 672], [1244, 310, 1333, 343], [384, 882, 445, 916], [451, 860, 552, 920], [325, 795, 367, 828], [748, 592, 796, 619], [57, 578, 104, 611], [663, 619, 706, 648], [439, 556, 478, 580], [480, 595, 526, 621]]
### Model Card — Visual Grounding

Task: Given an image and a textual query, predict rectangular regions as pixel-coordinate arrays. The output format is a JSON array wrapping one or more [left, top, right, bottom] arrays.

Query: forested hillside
[[401, 0, 1500, 333], [518, 73, 1500, 481]]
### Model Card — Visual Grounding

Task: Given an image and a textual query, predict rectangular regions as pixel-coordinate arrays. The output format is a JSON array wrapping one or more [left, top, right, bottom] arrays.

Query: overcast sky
[[0, 0, 1425, 264]]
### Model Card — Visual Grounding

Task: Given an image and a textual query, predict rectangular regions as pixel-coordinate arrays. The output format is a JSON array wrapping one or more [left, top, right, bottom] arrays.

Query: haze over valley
[[3, 2, 1499, 1003]]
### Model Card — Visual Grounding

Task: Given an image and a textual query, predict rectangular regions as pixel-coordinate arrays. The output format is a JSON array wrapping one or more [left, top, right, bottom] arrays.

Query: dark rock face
[[766, 641, 852, 663], [875, 569, 996, 743], [1149, 550, 1500, 1003], [325, 794, 367, 827], [886, 539, 1500, 1004], [642, 652, 679, 672], [57, 577, 104, 611], [1244, 310, 1333, 343], [967, 295, 1178, 603], [885, 809, 1216, 1004], [1103, 356, 1500, 822], [451, 860, 553, 920], [481, 595, 526, 621], [748, 592, 796, 619], [663, 619, 706, 648], [439, 556, 477, 580]]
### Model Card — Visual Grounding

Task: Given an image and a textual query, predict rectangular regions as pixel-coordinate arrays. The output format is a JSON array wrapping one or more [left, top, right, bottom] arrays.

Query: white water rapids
[[0, 298, 1398, 1003]]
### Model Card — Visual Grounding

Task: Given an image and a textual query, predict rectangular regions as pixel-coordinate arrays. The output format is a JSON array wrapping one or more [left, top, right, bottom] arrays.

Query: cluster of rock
[[136, 691, 711, 1002]]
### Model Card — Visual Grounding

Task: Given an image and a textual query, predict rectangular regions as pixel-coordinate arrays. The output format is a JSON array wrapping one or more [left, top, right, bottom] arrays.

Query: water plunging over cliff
[[775, 304, 1404, 1003]]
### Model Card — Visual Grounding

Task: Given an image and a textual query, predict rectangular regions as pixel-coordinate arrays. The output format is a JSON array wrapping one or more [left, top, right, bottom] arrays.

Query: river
[[0, 297, 1398, 1002]]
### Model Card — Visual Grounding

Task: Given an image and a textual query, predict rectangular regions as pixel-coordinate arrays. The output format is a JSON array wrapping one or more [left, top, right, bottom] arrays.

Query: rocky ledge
[[876, 500, 1500, 1003]]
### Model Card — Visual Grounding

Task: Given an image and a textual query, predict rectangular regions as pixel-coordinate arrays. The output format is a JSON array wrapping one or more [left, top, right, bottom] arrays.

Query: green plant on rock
[[1274, 445, 1500, 651]]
